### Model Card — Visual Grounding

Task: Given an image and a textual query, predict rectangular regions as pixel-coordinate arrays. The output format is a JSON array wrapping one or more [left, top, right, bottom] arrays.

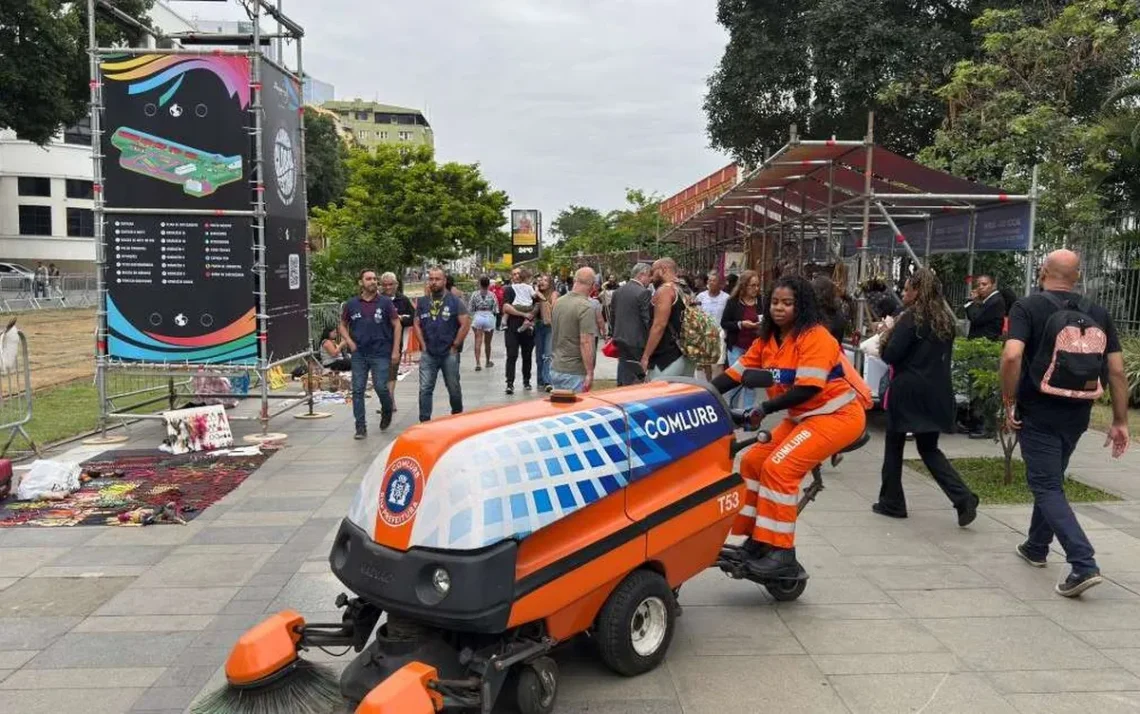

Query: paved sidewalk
[[1, 334, 1139, 714]]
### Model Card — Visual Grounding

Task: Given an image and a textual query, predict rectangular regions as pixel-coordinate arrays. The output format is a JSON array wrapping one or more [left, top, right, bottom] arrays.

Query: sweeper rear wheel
[[765, 578, 807, 602], [595, 569, 677, 677]]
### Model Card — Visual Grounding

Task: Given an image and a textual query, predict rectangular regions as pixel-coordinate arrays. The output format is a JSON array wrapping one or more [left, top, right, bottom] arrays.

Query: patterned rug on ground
[[0, 447, 273, 527]]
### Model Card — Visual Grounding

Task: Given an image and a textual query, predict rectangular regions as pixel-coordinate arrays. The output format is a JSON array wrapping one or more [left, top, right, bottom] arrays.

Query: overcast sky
[[172, 0, 732, 234]]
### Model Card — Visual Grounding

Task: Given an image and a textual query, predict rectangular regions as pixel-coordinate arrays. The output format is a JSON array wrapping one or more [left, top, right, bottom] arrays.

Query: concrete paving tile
[[0, 650, 37, 669], [669, 605, 804, 657], [131, 551, 270, 589], [830, 672, 1018, 713], [847, 554, 959, 569], [0, 687, 145, 713], [244, 571, 296, 589], [775, 603, 909, 622], [1102, 649, 1140, 677], [169, 645, 228, 668], [268, 572, 344, 613], [0, 576, 134, 618], [812, 653, 963, 675], [0, 547, 69, 577], [212, 510, 312, 527], [0, 528, 103, 547], [820, 527, 951, 558], [1007, 692, 1140, 713], [217, 599, 272, 616], [890, 588, 1036, 619], [785, 616, 947, 655], [0, 617, 81, 650], [27, 565, 151, 579], [86, 523, 206, 547], [555, 642, 678, 703], [149, 664, 216, 690], [228, 496, 319, 513], [170, 543, 281, 557], [862, 563, 993, 591], [0, 670, 9, 684], [187, 525, 301, 545], [74, 615, 213, 633], [551, 703, 683, 714], [1028, 600, 1140, 631], [95, 587, 237, 616], [28, 632, 196, 668], [1078, 630, 1140, 649], [232, 585, 283, 601], [128, 685, 199, 710], [0, 667, 166, 690], [675, 569, 783, 608], [668, 655, 848, 714], [52, 546, 173, 567], [986, 668, 1140, 694], [0, 578, 16, 591], [920, 616, 1115, 671], [784, 576, 895, 605], [927, 529, 1029, 557]]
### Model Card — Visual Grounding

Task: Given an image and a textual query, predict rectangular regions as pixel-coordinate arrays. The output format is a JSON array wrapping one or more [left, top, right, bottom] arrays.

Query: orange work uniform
[[725, 324, 871, 548]]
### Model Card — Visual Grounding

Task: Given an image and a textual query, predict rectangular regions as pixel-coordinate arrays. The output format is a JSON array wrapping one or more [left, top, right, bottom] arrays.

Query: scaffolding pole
[[856, 113, 875, 335], [1025, 165, 1040, 295]]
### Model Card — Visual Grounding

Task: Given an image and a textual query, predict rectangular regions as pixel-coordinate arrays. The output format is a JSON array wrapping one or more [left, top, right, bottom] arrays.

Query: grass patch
[[1091, 403, 1140, 435], [905, 457, 1120, 505]]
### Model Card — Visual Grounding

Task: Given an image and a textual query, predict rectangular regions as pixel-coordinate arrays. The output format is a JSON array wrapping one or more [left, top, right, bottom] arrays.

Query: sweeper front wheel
[[595, 569, 677, 677], [512, 656, 559, 714]]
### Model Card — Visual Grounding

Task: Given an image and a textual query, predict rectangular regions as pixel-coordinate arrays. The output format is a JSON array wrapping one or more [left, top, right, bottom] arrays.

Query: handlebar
[[729, 407, 770, 457]]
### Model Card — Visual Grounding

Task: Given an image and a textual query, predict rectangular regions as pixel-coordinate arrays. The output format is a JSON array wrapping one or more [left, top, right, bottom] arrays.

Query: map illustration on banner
[[100, 53, 256, 364], [511, 209, 540, 265], [261, 60, 310, 361]]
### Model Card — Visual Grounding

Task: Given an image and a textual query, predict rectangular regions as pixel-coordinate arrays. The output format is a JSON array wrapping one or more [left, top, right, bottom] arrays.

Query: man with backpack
[[1000, 249, 1130, 597], [639, 258, 720, 380]]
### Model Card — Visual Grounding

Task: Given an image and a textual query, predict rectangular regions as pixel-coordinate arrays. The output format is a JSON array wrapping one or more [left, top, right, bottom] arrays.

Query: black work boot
[[720, 538, 771, 563], [745, 547, 800, 578]]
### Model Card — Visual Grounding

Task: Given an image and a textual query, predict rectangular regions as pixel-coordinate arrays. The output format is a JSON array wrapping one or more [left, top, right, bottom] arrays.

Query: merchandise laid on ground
[[0, 446, 273, 528]]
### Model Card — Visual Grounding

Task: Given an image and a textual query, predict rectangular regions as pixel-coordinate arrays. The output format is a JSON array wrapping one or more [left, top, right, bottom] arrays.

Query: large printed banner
[[511, 209, 540, 265], [840, 203, 1032, 258], [100, 53, 256, 364], [261, 61, 310, 361]]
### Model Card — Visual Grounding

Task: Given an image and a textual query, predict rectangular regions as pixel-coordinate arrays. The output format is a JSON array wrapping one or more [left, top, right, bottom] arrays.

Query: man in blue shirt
[[340, 269, 402, 439], [414, 267, 470, 422]]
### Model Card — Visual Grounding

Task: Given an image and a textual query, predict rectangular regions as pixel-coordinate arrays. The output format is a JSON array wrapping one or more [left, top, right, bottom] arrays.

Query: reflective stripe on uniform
[[740, 505, 756, 518], [791, 389, 857, 423], [796, 366, 831, 381], [754, 515, 796, 534], [758, 486, 799, 507], [744, 478, 760, 492]]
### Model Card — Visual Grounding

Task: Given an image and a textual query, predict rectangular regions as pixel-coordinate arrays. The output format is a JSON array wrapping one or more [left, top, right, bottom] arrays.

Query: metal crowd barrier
[[0, 274, 97, 312], [0, 328, 37, 458]]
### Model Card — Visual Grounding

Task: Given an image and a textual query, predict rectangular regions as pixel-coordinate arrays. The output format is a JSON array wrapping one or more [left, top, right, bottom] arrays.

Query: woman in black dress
[[873, 268, 979, 526]]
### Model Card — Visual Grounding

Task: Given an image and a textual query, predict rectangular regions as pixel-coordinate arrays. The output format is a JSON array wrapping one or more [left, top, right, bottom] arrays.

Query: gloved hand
[[741, 405, 766, 430]]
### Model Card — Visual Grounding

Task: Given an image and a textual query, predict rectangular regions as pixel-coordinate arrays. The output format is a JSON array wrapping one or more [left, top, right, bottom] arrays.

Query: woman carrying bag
[[873, 268, 980, 526], [720, 270, 763, 409]]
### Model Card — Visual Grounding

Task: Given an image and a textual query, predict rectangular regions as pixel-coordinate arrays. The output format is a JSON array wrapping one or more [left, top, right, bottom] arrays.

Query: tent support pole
[[856, 112, 875, 336], [1025, 165, 1040, 295]]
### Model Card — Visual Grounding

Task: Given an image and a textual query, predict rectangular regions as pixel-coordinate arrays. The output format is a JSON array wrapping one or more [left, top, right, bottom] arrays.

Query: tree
[[918, 2, 1140, 243], [0, 0, 153, 145], [310, 144, 509, 300], [550, 205, 605, 244], [703, 0, 1015, 165], [543, 190, 670, 277], [302, 107, 348, 213]]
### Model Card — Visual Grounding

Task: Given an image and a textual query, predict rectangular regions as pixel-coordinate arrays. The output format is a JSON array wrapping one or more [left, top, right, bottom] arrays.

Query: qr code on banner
[[288, 254, 300, 290]]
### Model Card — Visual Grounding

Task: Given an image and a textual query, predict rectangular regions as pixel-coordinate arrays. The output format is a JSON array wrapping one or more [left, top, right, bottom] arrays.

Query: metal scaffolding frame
[[661, 113, 1039, 336], [87, 0, 318, 438]]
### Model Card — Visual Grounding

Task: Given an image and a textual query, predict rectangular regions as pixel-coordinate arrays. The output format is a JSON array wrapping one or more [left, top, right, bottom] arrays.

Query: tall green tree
[[918, 1, 1140, 242], [549, 205, 606, 244], [310, 144, 509, 300], [543, 190, 669, 276], [703, 0, 1021, 165], [302, 107, 348, 213], [0, 0, 153, 145]]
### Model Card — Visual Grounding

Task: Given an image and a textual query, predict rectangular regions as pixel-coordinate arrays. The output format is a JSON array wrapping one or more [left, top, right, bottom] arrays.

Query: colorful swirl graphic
[[106, 298, 257, 364], [101, 54, 251, 109]]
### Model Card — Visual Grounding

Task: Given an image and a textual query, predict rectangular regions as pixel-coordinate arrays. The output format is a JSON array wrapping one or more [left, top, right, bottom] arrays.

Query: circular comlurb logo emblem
[[273, 126, 296, 206], [378, 457, 423, 527]]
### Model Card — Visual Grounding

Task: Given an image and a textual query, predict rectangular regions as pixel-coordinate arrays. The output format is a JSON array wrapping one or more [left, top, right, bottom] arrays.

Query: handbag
[[602, 338, 619, 359]]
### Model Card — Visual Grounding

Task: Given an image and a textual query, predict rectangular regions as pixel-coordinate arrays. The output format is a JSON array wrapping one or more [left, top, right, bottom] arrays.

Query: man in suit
[[966, 274, 1007, 340], [610, 262, 652, 385]]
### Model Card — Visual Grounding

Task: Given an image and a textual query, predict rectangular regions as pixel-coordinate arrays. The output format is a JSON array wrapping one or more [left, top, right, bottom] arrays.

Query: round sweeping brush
[[189, 658, 346, 714]]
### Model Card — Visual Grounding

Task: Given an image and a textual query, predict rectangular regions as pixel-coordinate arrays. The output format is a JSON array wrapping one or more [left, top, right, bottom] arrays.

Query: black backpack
[[1027, 293, 1108, 401]]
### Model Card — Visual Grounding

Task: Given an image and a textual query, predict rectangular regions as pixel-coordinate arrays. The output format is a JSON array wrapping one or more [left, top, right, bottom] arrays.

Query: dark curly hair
[[758, 275, 823, 341]]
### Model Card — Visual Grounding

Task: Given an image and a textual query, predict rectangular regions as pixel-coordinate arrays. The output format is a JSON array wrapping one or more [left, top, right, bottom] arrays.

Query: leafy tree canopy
[[302, 107, 348, 213]]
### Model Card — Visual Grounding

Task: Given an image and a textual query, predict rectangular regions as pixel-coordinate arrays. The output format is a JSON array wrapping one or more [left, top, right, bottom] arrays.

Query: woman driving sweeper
[[711, 275, 872, 577]]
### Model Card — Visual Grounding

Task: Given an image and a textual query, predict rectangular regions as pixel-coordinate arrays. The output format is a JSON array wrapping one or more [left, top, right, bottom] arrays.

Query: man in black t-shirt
[[1000, 249, 1130, 598]]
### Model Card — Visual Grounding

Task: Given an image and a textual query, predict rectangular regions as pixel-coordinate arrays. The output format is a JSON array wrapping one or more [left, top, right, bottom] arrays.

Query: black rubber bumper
[[328, 518, 518, 633]]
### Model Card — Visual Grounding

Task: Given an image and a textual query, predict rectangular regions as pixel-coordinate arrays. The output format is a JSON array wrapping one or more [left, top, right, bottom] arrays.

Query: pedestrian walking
[[339, 270, 402, 440], [548, 267, 599, 393], [534, 274, 558, 390], [640, 258, 694, 378], [414, 267, 470, 422], [380, 272, 414, 413], [468, 276, 498, 371], [1001, 249, 1130, 597], [502, 267, 538, 394], [695, 272, 730, 379], [720, 270, 762, 409], [873, 268, 979, 525], [610, 263, 652, 386]]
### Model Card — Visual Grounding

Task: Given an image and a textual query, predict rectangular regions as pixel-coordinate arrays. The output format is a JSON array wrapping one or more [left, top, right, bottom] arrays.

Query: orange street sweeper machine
[[192, 372, 865, 714]]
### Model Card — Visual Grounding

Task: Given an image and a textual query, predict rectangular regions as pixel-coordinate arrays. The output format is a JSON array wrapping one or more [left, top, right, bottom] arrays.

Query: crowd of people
[[328, 249, 1130, 598]]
